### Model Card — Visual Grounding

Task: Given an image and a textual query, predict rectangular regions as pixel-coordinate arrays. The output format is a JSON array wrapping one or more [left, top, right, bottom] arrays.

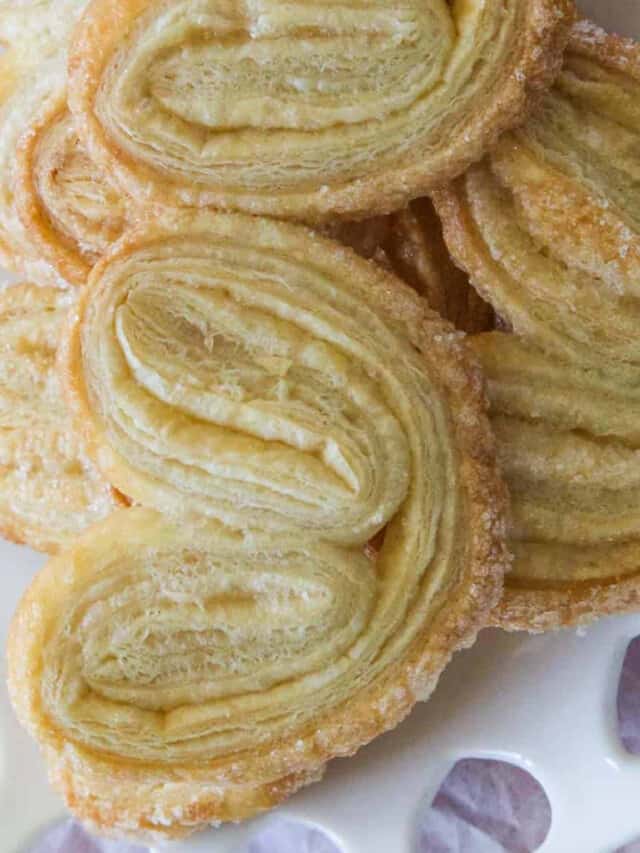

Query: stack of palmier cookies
[[0, 0, 635, 844]]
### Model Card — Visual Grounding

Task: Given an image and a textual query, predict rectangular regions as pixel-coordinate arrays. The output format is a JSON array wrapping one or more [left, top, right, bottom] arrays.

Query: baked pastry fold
[[15, 90, 128, 286], [0, 54, 68, 286], [0, 48, 128, 287], [473, 333, 640, 631], [68, 0, 573, 221], [10, 212, 508, 840], [434, 21, 640, 370], [433, 22, 640, 629], [0, 283, 118, 552], [64, 211, 504, 541]]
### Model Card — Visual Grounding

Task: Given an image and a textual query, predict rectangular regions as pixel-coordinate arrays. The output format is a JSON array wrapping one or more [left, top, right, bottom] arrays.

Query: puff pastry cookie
[[10, 212, 509, 840], [0, 51, 128, 286], [68, 0, 573, 221], [0, 53, 66, 286], [0, 283, 118, 553], [15, 89, 128, 286], [473, 333, 640, 631], [331, 199, 494, 334], [434, 21, 640, 370], [435, 22, 640, 629]]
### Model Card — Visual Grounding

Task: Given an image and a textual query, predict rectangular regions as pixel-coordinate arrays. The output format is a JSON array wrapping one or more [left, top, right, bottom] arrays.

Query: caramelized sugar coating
[[9, 212, 508, 841]]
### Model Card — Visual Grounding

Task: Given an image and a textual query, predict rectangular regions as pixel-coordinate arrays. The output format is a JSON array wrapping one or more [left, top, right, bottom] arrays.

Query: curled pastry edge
[[13, 212, 510, 840], [66, 0, 575, 222]]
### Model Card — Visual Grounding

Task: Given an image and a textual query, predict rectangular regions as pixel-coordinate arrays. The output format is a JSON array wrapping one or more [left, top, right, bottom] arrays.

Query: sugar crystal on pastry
[[9, 212, 509, 840], [0, 48, 128, 287], [67, 0, 574, 221], [434, 22, 640, 630], [0, 0, 89, 58]]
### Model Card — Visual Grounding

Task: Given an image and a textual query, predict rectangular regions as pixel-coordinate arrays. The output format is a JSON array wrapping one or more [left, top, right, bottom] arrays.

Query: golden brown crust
[[9, 212, 509, 841], [433, 22, 640, 632], [67, 0, 574, 222], [471, 332, 640, 633], [569, 18, 640, 76], [49, 742, 325, 843], [496, 578, 640, 634], [13, 98, 85, 283], [14, 95, 127, 286]]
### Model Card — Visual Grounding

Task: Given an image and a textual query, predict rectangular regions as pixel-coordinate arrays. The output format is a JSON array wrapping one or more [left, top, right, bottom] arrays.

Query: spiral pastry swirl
[[434, 22, 640, 370], [0, 51, 128, 287], [15, 93, 128, 285], [0, 54, 66, 286], [67, 0, 573, 221], [435, 23, 640, 629], [10, 212, 508, 840]]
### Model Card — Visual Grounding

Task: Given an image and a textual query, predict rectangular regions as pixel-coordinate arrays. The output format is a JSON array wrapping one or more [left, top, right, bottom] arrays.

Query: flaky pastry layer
[[10, 212, 509, 840], [473, 333, 640, 631], [15, 93, 128, 285], [435, 22, 640, 630], [0, 47, 128, 286], [68, 0, 573, 221], [435, 21, 640, 370]]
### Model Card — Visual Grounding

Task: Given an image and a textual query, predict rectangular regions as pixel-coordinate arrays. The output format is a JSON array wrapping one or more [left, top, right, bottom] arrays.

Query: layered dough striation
[[10, 212, 508, 840], [0, 284, 118, 552], [0, 48, 128, 287], [16, 94, 128, 285], [435, 21, 640, 370], [473, 333, 640, 630], [64, 211, 499, 539], [433, 22, 640, 628], [68, 0, 573, 220]]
